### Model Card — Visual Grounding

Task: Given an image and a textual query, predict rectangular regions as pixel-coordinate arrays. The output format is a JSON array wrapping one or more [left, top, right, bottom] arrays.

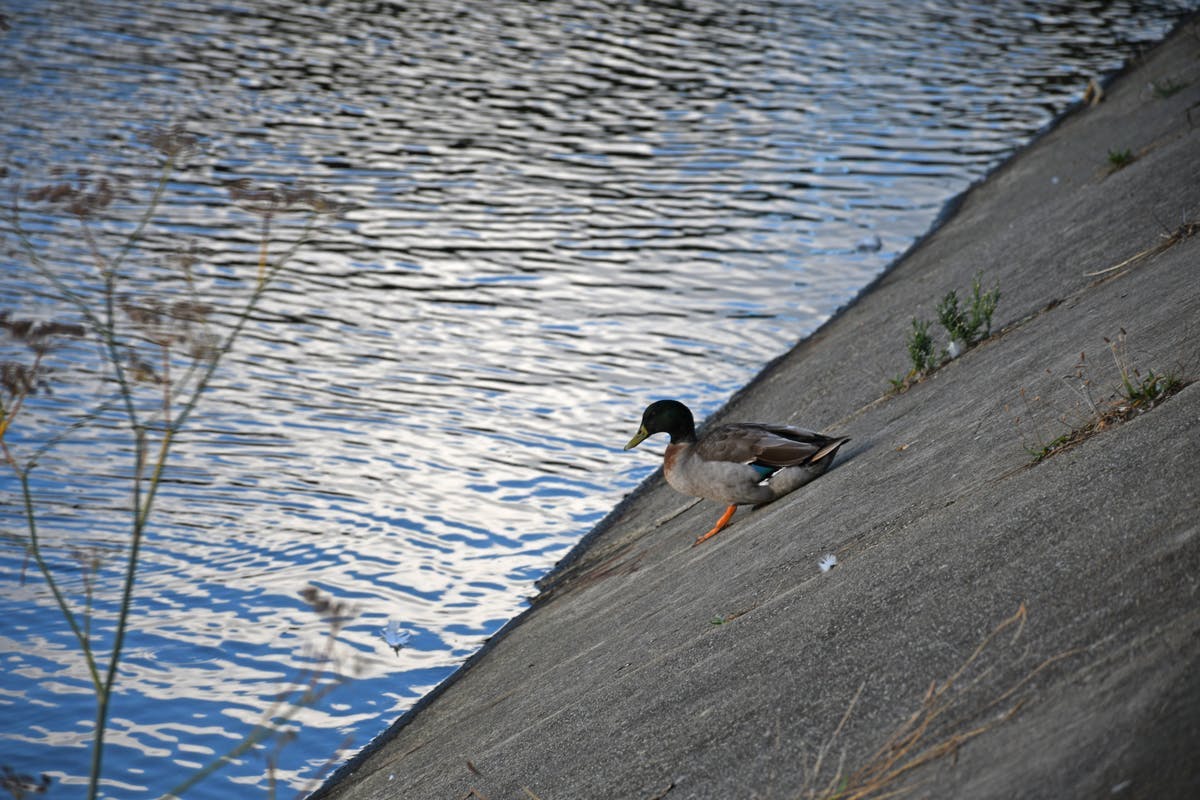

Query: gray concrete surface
[[312, 18, 1200, 800]]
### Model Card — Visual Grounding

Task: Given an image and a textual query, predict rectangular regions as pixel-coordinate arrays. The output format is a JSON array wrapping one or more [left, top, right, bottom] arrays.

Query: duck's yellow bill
[[624, 425, 650, 450]]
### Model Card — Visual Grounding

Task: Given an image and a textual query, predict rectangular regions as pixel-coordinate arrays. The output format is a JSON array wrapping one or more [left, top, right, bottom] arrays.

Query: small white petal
[[818, 553, 838, 572], [381, 619, 413, 649], [947, 340, 962, 359]]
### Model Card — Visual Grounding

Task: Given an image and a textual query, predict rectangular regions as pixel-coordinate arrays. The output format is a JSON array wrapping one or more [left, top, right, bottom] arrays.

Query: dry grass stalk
[[461, 760, 543, 800], [1084, 218, 1199, 277], [799, 603, 1080, 800], [3, 130, 348, 798]]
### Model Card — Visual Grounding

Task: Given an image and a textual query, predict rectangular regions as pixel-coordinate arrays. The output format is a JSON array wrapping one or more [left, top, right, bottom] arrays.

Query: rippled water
[[1, 1, 1194, 796]]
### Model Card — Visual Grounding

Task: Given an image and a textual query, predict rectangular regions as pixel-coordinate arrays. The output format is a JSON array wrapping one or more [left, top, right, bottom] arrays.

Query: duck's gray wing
[[694, 423, 838, 467]]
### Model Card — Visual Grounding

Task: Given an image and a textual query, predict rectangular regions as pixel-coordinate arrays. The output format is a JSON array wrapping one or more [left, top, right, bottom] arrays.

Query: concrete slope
[[314, 18, 1200, 800]]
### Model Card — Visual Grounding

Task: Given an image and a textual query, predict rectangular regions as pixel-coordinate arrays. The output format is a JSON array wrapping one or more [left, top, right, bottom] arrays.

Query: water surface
[[1, 1, 1194, 796]]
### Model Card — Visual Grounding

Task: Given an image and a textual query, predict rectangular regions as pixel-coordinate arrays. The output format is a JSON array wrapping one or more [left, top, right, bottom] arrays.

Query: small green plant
[[1121, 368, 1181, 404], [1027, 431, 1080, 464], [1108, 328, 1182, 408], [1107, 148, 1135, 169], [935, 291, 967, 344], [1013, 330, 1187, 464], [1151, 77, 1188, 98], [936, 273, 1000, 348], [891, 273, 1001, 391], [906, 317, 936, 375]]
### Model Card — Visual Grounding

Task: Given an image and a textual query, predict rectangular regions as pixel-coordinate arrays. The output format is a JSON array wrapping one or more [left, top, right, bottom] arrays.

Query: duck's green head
[[624, 399, 696, 449]]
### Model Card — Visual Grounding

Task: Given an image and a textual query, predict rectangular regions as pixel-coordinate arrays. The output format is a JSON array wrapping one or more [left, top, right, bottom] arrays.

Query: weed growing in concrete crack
[[1106, 148, 1135, 170], [1011, 329, 1187, 464], [936, 273, 1000, 350], [1108, 328, 1182, 407], [906, 318, 936, 375], [1151, 77, 1188, 98], [1118, 368, 1181, 405], [1024, 429, 1088, 465], [890, 273, 1000, 392]]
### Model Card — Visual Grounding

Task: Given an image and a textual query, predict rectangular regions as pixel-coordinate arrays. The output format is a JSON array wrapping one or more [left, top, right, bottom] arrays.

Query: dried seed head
[[223, 178, 346, 217], [25, 173, 117, 219], [121, 297, 165, 330], [299, 585, 330, 613], [2, 361, 39, 396], [170, 300, 212, 324], [0, 766, 52, 796], [187, 331, 220, 363], [1, 311, 86, 353], [128, 358, 162, 384], [169, 240, 213, 275], [140, 124, 201, 158]]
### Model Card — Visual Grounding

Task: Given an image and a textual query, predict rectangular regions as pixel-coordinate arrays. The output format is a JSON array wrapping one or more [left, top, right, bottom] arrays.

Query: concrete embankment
[[313, 18, 1200, 800]]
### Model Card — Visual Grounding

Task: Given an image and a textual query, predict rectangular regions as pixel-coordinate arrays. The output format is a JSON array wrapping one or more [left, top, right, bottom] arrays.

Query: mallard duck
[[624, 399, 848, 545]]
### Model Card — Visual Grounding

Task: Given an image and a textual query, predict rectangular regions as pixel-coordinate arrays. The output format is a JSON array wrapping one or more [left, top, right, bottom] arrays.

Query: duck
[[624, 399, 848, 546]]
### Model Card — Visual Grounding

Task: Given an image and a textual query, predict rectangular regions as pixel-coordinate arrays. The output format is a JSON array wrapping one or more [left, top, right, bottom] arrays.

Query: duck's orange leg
[[693, 504, 737, 546]]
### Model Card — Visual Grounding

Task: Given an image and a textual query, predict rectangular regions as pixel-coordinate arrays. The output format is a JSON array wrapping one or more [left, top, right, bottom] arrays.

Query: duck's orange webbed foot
[[692, 504, 737, 546]]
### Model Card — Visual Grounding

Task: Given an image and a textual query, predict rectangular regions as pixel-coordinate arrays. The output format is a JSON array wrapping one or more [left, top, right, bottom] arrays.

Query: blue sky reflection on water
[[1, 0, 1197, 796]]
